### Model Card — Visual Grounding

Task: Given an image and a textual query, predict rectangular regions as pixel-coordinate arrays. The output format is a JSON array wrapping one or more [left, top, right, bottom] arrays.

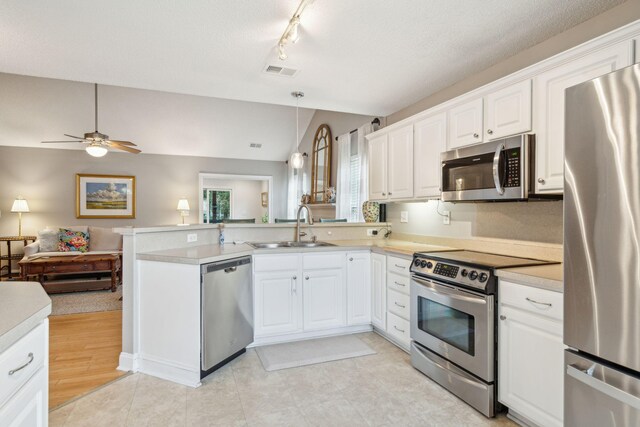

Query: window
[[202, 189, 231, 223], [349, 154, 361, 222]]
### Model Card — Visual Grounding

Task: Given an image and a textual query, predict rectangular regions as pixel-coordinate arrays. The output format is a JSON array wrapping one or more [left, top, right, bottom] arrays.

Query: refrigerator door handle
[[567, 364, 640, 411]]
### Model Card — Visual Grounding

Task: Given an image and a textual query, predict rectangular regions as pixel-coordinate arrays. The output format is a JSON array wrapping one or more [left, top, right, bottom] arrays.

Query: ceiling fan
[[42, 83, 141, 157]]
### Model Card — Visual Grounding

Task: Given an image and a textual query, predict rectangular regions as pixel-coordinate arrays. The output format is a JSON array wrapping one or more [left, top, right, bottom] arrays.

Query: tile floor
[[49, 332, 516, 426]]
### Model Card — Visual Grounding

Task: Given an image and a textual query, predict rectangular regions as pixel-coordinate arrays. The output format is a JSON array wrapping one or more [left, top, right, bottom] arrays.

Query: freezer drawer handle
[[224, 267, 237, 273], [9, 353, 34, 375], [525, 297, 552, 308], [567, 364, 640, 411]]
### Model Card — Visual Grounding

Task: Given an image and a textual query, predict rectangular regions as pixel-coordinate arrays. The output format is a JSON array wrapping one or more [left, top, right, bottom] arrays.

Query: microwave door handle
[[492, 143, 505, 195]]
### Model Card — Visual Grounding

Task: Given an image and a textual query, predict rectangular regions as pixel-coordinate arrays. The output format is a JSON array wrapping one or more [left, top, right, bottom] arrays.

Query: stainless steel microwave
[[440, 134, 551, 202]]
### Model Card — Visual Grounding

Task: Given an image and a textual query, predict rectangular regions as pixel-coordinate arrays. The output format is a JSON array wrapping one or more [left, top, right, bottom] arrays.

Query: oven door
[[410, 275, 494, 382], [440, 134, 530, 202]]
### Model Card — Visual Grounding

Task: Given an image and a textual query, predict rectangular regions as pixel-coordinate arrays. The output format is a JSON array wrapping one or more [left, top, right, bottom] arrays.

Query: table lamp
[[11, 196, 30, 237], [177, 198, 190, 226]]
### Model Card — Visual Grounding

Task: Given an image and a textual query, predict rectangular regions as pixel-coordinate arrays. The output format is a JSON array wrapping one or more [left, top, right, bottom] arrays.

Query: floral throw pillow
[[58, 228, 89, 253]]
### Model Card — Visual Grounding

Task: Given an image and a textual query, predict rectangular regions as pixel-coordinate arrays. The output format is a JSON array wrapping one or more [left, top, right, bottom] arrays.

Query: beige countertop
[[0, 282, 51, 354], [137, 243, 255, 265], [496, 263, 563, 293]]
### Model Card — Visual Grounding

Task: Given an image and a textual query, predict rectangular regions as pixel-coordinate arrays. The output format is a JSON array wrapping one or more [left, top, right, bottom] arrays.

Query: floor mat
[[49, 285, 122, 315]]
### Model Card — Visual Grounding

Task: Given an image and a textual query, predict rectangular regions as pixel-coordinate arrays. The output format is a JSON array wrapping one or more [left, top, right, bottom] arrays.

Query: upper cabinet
[[533, 42, 632, 193], [414, 112, 446, 198], [485, 79, 532, 141], [368, 125, 414, 201], [447, 97, 483, 149]]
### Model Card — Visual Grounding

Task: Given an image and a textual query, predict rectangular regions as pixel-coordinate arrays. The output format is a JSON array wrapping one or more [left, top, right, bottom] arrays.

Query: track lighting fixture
[[277, 0, 312, 61]]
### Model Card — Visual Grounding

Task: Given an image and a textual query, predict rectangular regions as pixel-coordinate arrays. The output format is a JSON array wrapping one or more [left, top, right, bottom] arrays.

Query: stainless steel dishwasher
[[201, 256, 253, 377]]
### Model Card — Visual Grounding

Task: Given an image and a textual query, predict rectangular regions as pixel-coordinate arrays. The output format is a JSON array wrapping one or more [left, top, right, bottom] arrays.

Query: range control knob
[[420, 260, 428, 268], [426, 261, 433, 269], [468, 270, 478, 280], [478, 273, 488, 283], [461, 269, 468, 277], [414, 259, 421, 267]]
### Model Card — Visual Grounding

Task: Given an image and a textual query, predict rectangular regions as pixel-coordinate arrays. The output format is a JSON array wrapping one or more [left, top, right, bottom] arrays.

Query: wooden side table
[[0, 236, 36, 280]]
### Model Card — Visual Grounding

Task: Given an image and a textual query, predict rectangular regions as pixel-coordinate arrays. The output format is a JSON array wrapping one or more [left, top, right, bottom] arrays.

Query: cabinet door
[[499, 304, 564, 427], [485, 79, 532, 140], [370, 253, 387, 329], [254, 270, 302, 337], [0, 368, 47, 427], [346, 252, 371, 325], [387, 125, 414, 199], [447, 97, 483, 149], [414, 112, 446, 198], [367, 134, 388, 200], [534, 42, 632, 193], [303, 268, 346, 331]]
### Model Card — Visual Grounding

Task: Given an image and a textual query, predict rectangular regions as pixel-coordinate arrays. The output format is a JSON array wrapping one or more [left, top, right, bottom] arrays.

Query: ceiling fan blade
[[41, 140, 85, 144], [106, 139, 136, 146], [64, 134, 87, 140], [109, 142, 141, 154]]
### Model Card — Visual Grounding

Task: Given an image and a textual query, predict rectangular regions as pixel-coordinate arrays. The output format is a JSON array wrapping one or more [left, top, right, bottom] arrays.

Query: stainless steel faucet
[[295, 204, 314, 242]]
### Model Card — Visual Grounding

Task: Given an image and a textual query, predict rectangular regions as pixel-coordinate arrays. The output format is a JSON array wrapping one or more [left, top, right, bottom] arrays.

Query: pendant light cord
[[296, 94, 299, 149], [95, 83, 99, 132]]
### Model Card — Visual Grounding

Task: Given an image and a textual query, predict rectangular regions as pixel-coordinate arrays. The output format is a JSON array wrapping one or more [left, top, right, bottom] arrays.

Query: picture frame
[[76, 174, 136, 219], [261, 191, 269, 208]]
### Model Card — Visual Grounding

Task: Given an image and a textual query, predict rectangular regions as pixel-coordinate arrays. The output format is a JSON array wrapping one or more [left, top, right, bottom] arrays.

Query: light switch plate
[[400, 211, 409, 223], [187, 233, 198, 242], [443, 211, 451, 225]]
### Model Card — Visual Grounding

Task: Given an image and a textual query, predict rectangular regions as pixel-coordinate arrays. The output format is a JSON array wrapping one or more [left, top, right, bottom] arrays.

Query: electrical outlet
[[400, 211, 409, 223], [187, 233, 198, 242], [443, 210, 451, 225], [367, 229, 375, 236]]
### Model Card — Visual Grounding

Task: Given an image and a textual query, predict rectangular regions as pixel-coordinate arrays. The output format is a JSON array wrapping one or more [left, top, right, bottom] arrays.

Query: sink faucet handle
[[299, 231, 307, 237], [311, 235, 317, 242]]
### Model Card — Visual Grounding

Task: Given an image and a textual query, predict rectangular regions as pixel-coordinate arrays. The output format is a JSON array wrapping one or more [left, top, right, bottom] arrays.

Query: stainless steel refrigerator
[[564, 63, 640, 426]]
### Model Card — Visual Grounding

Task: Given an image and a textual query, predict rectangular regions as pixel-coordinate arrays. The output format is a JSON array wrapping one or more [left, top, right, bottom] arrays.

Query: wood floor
[[49, 310, 126, 409]]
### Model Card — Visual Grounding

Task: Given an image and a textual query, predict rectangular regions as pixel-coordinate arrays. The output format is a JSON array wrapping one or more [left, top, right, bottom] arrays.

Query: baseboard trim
[[372, 326, 410, 353], [118, 352, 138, 372], [250, 324, 373, 347], [138, 354, 201, 388]]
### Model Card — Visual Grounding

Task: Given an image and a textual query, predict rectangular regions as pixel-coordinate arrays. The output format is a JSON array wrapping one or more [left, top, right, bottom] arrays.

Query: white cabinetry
[[303, 268, 345, 331], [533, 42, 631, 193], [498, 280, 564, 427], [448, 97, 483, 149], [255, 270, 302, 336], [485, 79, 532, 140], [367, 125, 414, 201], [347, 252, 371, 326], [385, 255, 411, 350], [0, 321, 49, 427], [370, 253, 387, 329], [414, 112, 446, 198]]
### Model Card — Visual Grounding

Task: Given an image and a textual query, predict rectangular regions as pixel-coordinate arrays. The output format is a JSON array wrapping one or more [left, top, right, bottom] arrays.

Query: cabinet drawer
[[387, 271, 410, 295], [387, 312, 410, 344], [302, 252, 344, 270], [387, 289, 409, 320], [387, 256, 411, 276], [499, 280, 563, 321], [253, 254, 300, 272], [0, 321, 47, 407]]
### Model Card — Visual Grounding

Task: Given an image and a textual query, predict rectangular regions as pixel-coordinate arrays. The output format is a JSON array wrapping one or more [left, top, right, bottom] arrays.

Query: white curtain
[[335, 133, 351, 220], [356, 123, 373, 222]]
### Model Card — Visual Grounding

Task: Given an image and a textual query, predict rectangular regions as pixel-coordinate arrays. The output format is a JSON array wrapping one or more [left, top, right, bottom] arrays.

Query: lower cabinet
[[254, 270, 302, 337], [370, 253, 387, 329], [347, 252, 371, 326], [303, 268, 346, 331], [0, 368, 47, 427], [498, 280, 564, 427]]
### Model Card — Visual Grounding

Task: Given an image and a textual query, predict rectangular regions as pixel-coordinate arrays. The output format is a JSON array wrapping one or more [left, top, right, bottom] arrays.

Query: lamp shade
[[289, 151, 304, 169], [11, 197, 29, 213], [86, 144, 108, 157], [177, 199, 190, 211]]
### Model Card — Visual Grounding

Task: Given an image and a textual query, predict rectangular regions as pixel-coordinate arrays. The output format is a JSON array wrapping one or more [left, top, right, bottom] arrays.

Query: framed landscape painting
[[76, 174, 136, 218]]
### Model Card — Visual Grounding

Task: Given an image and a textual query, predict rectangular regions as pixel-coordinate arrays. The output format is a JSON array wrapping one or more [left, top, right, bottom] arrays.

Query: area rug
[[49, 285, 122, 315], [256, 335, 376, 371]]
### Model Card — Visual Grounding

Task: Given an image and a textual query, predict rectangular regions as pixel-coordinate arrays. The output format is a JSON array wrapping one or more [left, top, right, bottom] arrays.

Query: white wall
[[202, 178, 267, 222]]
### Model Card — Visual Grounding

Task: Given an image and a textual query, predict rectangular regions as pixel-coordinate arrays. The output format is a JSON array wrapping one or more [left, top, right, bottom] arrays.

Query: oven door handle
[[412, 276, 488, 305], [492, 142, 505, 195]]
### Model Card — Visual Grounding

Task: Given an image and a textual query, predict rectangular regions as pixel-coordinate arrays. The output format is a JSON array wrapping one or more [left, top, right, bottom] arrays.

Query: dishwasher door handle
[[224, 267, 237, 273]]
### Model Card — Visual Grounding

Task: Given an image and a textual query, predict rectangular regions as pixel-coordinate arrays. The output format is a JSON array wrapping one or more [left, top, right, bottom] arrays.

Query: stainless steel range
[[409, 250, 555, 417]]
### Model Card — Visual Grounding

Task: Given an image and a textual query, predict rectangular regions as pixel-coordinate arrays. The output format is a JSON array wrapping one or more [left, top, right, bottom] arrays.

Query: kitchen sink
[[248, 241, 335, 249]]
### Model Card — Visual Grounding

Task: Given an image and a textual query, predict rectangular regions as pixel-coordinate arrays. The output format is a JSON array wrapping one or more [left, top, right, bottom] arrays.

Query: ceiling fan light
[[290, 151, 304, 169], [86, 144, 108, 157]]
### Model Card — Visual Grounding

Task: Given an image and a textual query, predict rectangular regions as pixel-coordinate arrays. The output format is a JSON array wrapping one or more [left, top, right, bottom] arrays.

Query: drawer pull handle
[[394, 302, 406, 308], [394, 264, 406, 269], [526, 297, 552, 308], [9, 353, 34, 375], [394, 281, 406, 287], [393, 326, 405, 333]]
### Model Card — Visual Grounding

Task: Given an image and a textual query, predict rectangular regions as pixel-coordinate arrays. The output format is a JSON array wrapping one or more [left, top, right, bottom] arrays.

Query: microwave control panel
[[505, 148, 521, 188]]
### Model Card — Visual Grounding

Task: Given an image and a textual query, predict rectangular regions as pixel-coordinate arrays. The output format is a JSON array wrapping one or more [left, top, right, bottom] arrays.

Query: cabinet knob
[[537, 178, 545, 184], [487, 129, 493, 135], [388, 192, 392, 196], [292, 276, 297, 280], [473, 133, 479, 138], [349, 257, 353, 261], [500, 315, 506, 320], [381, 192, 386, 196], [305, 276, 309, 280]]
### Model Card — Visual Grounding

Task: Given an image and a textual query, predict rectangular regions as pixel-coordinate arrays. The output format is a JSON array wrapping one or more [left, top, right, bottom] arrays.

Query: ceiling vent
[[264, 64, 299, 77], [249, 143, 262, 149]]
